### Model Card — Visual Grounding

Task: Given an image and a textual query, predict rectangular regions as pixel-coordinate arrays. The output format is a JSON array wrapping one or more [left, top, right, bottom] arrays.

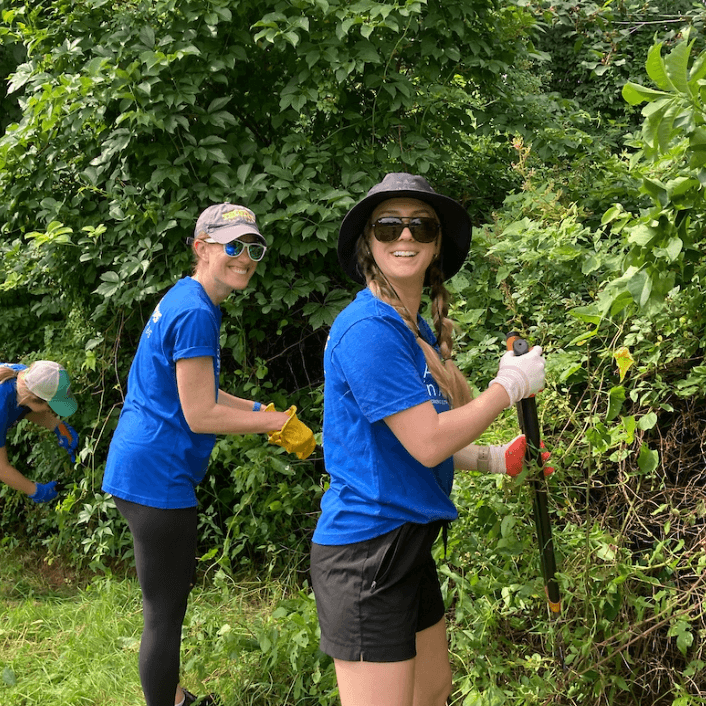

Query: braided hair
[[356, 229, 472, 409]]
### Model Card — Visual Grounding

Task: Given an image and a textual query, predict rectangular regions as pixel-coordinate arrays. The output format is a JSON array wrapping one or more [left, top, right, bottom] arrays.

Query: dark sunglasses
[[371, 216, 440, 244]]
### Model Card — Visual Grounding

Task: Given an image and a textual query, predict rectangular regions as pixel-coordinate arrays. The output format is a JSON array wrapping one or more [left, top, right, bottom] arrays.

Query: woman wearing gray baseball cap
[[0, 360, 79, 503], [310, 173, 547, 705], [102, 203, 312, 706]]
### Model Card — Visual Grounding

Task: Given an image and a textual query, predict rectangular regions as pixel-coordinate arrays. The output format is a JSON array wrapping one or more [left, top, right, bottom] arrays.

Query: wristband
[[253, 401, 262, 412]]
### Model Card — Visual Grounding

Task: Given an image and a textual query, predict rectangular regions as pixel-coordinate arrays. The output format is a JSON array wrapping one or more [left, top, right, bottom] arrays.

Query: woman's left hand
[[54, 422, 79, 463], [504, 435, 553, 477]]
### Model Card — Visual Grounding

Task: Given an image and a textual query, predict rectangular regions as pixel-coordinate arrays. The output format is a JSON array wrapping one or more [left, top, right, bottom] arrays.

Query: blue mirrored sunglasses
[[201, 237, 267, 261]]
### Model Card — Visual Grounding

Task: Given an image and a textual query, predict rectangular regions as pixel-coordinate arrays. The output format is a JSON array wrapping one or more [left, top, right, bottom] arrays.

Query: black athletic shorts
[[310, 520, 445, 663]]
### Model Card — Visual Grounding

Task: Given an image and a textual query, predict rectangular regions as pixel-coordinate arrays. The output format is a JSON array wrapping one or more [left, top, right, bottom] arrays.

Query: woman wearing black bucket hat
[[310, 173, 546, 705]]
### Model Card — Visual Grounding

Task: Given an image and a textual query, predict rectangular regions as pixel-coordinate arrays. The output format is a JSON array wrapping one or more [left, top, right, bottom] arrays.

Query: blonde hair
[[356, 231, 472, 409], [0, 365, 18, 384], [189, 236, 207, 276], [1, 364, 47, 407]]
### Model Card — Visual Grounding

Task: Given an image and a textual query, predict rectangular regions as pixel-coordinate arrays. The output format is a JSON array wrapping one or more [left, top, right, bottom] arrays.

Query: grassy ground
[[0, 546, 296, 706]]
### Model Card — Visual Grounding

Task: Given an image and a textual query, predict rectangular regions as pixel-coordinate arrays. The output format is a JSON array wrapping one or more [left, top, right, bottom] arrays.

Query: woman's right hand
[[262, 404, 295, 432], [29, 481, 59, 504], [270, 411, 293, 431], [266, 405, 317, 459], [490, 346, 545, 407]]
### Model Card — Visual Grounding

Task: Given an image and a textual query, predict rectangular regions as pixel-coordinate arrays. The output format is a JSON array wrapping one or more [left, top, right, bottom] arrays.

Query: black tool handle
[[506, 332, 561, 615]]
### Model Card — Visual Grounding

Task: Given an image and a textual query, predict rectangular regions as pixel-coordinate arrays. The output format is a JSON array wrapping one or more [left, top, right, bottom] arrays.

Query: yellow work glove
[[266, 405, 316, 460]]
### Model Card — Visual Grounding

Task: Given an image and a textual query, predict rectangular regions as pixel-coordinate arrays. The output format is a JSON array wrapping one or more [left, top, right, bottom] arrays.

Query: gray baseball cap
[[194, 203, 266, 246]]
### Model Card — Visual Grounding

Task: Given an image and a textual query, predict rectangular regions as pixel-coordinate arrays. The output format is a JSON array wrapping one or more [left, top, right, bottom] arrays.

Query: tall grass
[[0, 547, 297, 706]]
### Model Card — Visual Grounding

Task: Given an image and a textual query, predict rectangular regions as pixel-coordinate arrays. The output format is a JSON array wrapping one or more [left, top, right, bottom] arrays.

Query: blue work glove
[[54, 422, 79, 463], [29, 481, 58, 504]]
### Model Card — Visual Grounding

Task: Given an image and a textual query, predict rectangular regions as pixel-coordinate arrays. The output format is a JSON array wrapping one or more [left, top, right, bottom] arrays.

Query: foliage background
[[1, 0, 705, 704]]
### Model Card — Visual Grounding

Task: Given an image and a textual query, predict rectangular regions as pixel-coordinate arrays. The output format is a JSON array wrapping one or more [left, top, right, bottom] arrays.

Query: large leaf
[[663, 39, 693, 96], [622, 81, 670, 106], [645, 42, 673, 91]]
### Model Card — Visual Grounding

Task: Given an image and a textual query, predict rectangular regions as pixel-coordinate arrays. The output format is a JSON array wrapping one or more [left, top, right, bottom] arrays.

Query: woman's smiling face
[[368, 197, 440, 288], [194, 233, 260, 304]]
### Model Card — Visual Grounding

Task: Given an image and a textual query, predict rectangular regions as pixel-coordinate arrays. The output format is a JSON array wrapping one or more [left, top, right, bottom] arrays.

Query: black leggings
[[115, 496, 198, 706]]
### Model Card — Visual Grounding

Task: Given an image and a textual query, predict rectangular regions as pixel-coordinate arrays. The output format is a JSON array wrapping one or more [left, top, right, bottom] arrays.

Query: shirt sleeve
[[171, 307, 220, 361], [332, 315, 432, 423]]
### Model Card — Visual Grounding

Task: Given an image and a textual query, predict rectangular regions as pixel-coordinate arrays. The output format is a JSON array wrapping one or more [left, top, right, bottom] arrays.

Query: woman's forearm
[[0, 461, 36, 495]]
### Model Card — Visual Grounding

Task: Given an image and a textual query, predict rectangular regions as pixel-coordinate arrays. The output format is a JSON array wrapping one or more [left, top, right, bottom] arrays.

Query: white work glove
[[489, 346, 545, 408]]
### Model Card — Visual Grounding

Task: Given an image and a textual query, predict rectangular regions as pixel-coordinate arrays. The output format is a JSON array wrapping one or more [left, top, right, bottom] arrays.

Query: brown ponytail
[[356, 234, 472, 409]]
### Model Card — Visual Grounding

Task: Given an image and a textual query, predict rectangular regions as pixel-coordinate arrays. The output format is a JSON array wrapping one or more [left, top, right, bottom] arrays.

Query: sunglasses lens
[[247, 243, 266, 261], [411, 218, 439, 243], [373, 218, 438, 243], [223, 241, 266, 261], [223, 241, 245, 257], [373, 219, 402, 242]]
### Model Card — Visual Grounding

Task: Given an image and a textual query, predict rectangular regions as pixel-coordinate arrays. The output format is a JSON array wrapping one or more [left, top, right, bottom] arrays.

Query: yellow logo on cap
[[222, 209, 255, 223]]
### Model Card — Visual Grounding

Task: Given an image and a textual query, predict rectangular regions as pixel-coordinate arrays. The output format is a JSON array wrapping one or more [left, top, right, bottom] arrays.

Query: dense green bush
[[0, 0, 535, 567], [2, 1, 706, 703]]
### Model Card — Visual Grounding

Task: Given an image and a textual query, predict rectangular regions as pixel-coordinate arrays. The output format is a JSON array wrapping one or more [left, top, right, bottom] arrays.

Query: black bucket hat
[[338, 172, 472, 284]]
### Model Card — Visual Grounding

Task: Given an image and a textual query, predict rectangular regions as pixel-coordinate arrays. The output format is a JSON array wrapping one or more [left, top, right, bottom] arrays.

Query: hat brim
[[338, 189, 471, 284], [48, 395, 78, 418], [208, 226, 266, 246]]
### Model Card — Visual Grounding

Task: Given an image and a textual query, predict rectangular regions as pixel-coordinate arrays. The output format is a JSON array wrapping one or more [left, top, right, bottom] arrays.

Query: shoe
[[182, 687, 222, 705]]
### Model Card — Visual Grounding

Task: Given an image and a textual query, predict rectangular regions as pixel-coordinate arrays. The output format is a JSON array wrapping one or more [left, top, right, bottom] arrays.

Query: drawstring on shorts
[[442, 520, 449, 559]]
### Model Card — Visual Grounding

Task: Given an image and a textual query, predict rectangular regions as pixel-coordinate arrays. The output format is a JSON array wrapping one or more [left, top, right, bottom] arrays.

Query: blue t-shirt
[[102, 277, 222, 509], [0, 364, 29, 447], [313, 288, 458, 546]]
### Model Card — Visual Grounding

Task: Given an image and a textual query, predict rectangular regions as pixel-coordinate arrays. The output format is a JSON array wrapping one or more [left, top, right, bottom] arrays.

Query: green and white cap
[[24, 361, 77, 417]]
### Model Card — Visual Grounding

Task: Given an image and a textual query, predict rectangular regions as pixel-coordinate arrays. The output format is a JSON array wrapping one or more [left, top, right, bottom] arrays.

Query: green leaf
[[2, 666, 16, 686], [668, 619, 694, 656], [664, 39, 692, 95], [199, 135, 227, 146], [283, 31, 300, 48], [210, 171, 231, 189], [627, 224, 659, 246], [569, 306, 601, 326], [601, 204, 626, 225], [206, 147, 229, 164], [626, 269, 652, 308], [621, 415, 636, 445], [656, 101, 680, 153], [237, 163, 253, 184], [606, 385, 626, 422], [664, 237, 683, 262], [689, 48, 706, 83], [139, 26, 155, 49], [208, 97, 230, 112], [645, 43, 673, 91], [355, 40, 381, 64], [640, 176, 668, 207], [622, 82, 670, 106], [637, 443, 659, 474], [595, 538, 616, 562], [638, 412, 658, 431]]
